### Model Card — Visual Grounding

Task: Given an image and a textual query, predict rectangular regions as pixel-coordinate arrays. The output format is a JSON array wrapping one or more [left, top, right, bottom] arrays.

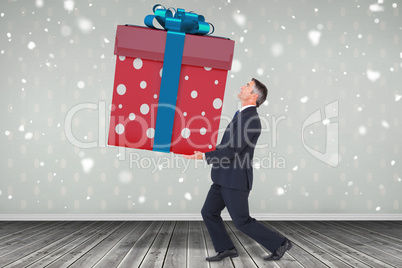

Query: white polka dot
[[118, 104, 122, 109], [119, 55, 126, 61], [201, 111, 205, 116], [117, 84, 126, 95], [129, 113, 136, 120], [204, 67, 212, 71], [183, 112, 187, 116], [160, 68, 163, 77], [191, 90, 198, 98], [208, 144, 212, 149], [140, 81, 147, 89], [214, 80, 219, 85], [115, 124, 125, 134], [213, 98, 223, 109], [133, 58, 143, 69], [146, 128, 155, 138], [181, 128, 190, 139], [153, 94, 158, 99], [140, 104, 150, 114], [200, 127, 207, 135], [185, 75, 189, 80]]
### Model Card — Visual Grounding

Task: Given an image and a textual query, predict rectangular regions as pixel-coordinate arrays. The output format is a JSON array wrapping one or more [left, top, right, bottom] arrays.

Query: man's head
[[238, 78, 268, 107]]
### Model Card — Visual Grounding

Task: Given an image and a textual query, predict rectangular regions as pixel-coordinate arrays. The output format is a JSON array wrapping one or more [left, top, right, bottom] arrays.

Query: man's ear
[[252, 93, 259, 101]]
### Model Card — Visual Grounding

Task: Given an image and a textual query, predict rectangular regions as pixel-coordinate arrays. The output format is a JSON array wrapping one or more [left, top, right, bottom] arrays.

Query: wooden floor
[[0, 221, 401, 267]]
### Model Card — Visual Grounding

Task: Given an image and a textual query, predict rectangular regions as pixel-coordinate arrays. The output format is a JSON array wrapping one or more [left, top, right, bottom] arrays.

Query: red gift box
[[108, 25, 235, 155]]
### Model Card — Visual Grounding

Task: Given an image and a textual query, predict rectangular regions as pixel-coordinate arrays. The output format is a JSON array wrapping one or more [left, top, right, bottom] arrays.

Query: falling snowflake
[[308, 30, 321, 46], [27, 41, 36, 50], [184, 193, 192, 200]]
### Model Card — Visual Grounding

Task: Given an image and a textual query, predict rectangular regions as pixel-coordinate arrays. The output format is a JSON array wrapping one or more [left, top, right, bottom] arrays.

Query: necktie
[[233, 110, 239, 119]]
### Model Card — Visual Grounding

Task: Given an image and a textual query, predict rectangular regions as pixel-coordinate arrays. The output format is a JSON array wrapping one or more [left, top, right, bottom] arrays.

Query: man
[[185, 78, 292, 262]]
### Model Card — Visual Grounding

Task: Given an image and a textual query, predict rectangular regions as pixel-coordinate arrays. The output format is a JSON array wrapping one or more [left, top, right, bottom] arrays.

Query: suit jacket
[[205, 106, 261, 190]]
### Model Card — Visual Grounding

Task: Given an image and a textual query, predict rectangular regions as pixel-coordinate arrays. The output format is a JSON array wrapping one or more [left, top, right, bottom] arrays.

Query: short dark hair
[[252, 78, 268, 107]]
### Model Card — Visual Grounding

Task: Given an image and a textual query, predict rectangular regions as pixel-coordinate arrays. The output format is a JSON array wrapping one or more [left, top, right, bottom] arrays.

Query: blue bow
[[144, 4, 214, 35], [142, 5, 214, 153]]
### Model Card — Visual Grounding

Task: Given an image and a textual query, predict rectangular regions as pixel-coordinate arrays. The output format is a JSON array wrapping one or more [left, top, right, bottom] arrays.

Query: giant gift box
[[108, 7, 235, 155]]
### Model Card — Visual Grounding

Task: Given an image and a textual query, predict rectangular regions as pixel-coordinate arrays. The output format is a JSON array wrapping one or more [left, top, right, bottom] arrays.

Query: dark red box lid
[[114, 25, 235, 70]]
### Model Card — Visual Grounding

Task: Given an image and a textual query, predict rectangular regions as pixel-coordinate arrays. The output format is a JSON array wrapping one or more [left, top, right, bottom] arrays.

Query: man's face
[[238, 80, 256, 101]]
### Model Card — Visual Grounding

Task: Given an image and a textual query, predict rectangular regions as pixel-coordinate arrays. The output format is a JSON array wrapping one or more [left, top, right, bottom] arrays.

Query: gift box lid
[[114, 25, 234, 70]]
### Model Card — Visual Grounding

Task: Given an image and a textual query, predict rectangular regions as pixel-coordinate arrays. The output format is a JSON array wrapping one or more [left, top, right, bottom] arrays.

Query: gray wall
[[1, 0, 401, 218]]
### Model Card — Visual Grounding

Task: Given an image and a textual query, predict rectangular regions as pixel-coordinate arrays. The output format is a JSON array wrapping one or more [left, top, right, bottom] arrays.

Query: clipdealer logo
[[63, 100, 339, 169]]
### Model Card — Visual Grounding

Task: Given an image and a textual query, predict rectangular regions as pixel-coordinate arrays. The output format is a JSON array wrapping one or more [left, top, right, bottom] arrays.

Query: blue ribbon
[[144, 5, 213, 153]]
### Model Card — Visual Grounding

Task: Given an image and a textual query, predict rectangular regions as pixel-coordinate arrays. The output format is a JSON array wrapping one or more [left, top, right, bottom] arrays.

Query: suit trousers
[[201, 183, 285, 253]]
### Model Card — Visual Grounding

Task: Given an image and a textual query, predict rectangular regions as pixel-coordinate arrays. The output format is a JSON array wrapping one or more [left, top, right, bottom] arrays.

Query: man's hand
[[183, 151, 204, 160]]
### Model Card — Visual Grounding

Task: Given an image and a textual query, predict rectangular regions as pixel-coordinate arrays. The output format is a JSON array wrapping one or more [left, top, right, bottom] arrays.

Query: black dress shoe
[[264, 238, 293, 261], [206, 248, 239, 262]]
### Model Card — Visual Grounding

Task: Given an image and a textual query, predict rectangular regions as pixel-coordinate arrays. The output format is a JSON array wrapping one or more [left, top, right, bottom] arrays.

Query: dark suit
[[202, 106, 285, 253]]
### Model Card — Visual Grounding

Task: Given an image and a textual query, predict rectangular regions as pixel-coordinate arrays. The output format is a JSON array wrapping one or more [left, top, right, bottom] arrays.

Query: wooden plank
[[117, 221, 164, 268], [0, 221, 85, 267], [3, 221, 101, 267], [45, 221, 126, 268], [187, 221, 209, 268], [286, 221, 395, 268], [333, 221, 402, 249], [0, 221, 48, 238], [139, 221, 175, 268], [271, 221, 367, 268], [201, 221, 235, 268], [299, 221, 402, 267], [24, 221, 114, 267], [226, 221, 282, 268], [67, 221, 139, 267], [92, 221, 152, 267], [263, 221, 334, 268], [163, 221, 188, 268], [0, 221, 66, 249], [0, 220, 400, 268], [327, 222, 402, 267]]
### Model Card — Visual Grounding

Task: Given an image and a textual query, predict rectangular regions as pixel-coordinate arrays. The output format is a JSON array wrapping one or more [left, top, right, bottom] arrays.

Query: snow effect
[[184, 192, 192, 200], [369, 4, 384, 12], [64, 0, 75, 12], [300, 96, 309, 103], [25, 132, 33, 140], [0, 0, 400, 216], [232, 11, 246, 27], [322, 118, 331, 126], [77, 17, 93, 33], [231, 59, 242, 72], [308, 30, 321, 46], [138, 196, 146, 203], [35, 0, 44, 8], [27, 41, 36, 50], [366, 69, 381, 82], [381, 120, 390, 129], [81, 158, 94, 173], [358, 126, 367, 135], [271, 43, 284, 57], [276, 187, 285, 195], [77, 81, 85, 89], [61, 25, 72, 37]]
